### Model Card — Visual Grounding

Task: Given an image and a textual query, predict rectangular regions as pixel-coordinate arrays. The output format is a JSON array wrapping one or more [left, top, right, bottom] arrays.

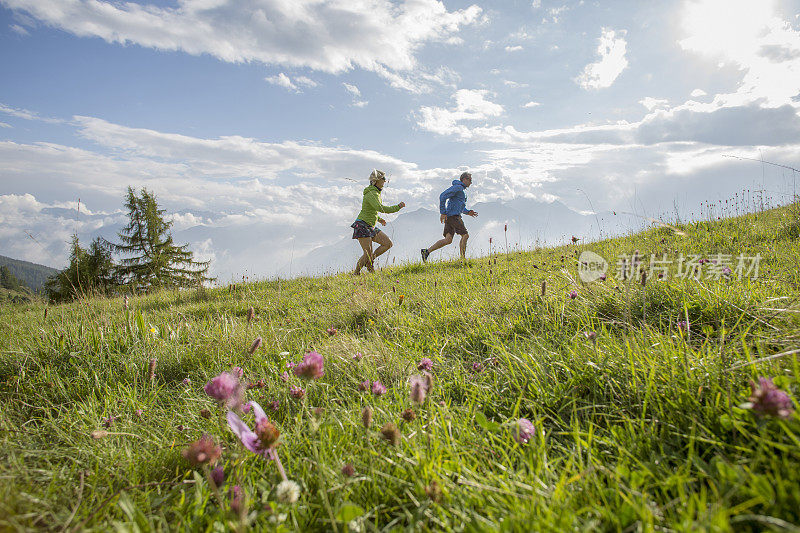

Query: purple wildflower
[[242, 402, 253, 414], [227, 401, 280, 459], [513, 418, 535, 445], [204, 371, 243, 408], [182, 377, 191, 386], [748, 377, 794, 419], [353, 352, 363, 362], [290, 386, 305, 400], [568, 290, 578, 299], [677, 320, 691, 334], [371, 381, 387, 396], [723, 266, 733, 277], [417, 357, 433, 371], [599, 273, 607, 281], [358, 380, 370, 392], [135, 409, 143, 418], [269, 399, 280, 411], [293, 351, 325, 380], [231, 366, 244, 379], [280, 371, 289, 382], [102, 415, 117, 428], [472, 362, 484, 373], [327, 327, 338, 336], [285, 361, 296, 369]]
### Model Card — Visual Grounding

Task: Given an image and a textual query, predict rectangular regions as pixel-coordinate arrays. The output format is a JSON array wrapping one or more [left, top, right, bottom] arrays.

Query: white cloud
[[343, 83, 368, 107], [505, 45, 523, 52], [1, 0, 481, 92], [575, 28, 628, 90], [690, 88, 707, 97], [0, 122, 11, 128], [10, 23, 28, 35], [679, 0, 800, 107], [0, 102, 64, 123], [416, 89, 504, 137], [503, 80, 528, 88], [523, 101, 541, 108], [639, 97, 668, 111], [531, 0, 541, 8], [265, 72, 318, 92]]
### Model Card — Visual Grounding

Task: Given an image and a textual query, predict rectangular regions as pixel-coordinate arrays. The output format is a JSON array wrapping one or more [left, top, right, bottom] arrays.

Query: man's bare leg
[[459, 233, 469, 258], [427, 234, 453, 255], [354, 237, 374, 274]]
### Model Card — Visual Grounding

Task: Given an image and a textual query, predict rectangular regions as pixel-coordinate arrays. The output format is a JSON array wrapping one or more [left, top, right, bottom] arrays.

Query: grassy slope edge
[[1, 204, 800, 531]]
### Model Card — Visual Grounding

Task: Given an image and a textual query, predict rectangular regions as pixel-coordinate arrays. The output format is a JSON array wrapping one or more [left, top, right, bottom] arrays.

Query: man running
[[421, 171, 478, 262]]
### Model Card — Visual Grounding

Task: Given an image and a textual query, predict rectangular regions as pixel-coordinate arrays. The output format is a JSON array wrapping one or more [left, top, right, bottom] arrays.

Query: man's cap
[[460, 171, 472, 180], [369, 169, 387, 183]]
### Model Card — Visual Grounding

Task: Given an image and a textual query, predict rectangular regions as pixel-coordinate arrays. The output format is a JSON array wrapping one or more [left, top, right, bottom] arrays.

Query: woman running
[[351, 170, 405, 274]]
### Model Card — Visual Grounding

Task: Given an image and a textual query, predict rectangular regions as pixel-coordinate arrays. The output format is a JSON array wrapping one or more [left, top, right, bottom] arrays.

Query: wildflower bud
[[541, 281, 546, 296], [254, 419, 280, 448], [182, 435, 222, 466], [182, 377, 191, 386], [409, 375, 428, 404], [358, 380, 370, 392], [326, 327, 337, 336], [281, 371, 289, 382], [91, 430, 109, 439], [504, 224, 507, 232], [425, 481, 442, 503], [275, 480, 300, 504], [398, 294, 404, 305], [102, 415, 117, 428], [123, 295, 129, 309], [380, 423, 401, 446], [401, 409, 416, 422], [361, 406, 373, 428], [568, 290, 577, 299], [248, 337, 262, 354], [289, 386, 305, 400], [341, 464, 356, 477], [210, 466, 225, 487], [583, 331, 597, 342], [247, 306, 255, 324], [229, 485, 243, 514], [200, 408, 212, 419], [641, 271, 647, 287], [312, 407, 325, 418], [423, 371, 434, 391], [135, 409, 143, 418], [231, 366, 244, 379], [471, 362, 483, 373], [417, 358, 433, 371], [148, 358, 157, 382], [270, 399, 280, 411], [44, 307, 48, 319]]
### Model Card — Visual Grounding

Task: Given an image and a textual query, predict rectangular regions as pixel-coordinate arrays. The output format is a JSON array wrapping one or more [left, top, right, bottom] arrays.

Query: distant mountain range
[[0, 254, 59, 292], [283, 197, 626, 276]]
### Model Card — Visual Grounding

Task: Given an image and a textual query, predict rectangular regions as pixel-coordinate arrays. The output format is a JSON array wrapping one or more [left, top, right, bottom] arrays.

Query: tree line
[[45, 187, 213, 303]]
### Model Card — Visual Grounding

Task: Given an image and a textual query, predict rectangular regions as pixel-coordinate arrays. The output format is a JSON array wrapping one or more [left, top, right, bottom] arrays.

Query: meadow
[[1, 202, 800, 531]]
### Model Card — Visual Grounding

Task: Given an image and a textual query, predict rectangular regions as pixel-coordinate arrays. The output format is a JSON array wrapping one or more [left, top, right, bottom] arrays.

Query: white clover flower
[[275, 480, 300, 504]]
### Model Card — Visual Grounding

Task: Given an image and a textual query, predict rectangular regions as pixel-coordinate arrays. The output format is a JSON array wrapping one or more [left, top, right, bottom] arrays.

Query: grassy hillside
[[0, 254, 59, 292], [1, 204, 800, 531]]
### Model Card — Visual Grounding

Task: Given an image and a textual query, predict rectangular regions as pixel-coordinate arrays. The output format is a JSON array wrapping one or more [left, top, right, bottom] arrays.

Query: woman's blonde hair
[[369, 169, 386, 184]]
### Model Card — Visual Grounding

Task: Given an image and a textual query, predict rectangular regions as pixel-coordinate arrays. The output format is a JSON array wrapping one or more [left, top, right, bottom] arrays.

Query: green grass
[[2, 204, 800, 531]]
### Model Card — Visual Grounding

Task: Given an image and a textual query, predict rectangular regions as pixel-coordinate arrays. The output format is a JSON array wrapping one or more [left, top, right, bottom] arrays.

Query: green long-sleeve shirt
[[355, 185, 401, 226]]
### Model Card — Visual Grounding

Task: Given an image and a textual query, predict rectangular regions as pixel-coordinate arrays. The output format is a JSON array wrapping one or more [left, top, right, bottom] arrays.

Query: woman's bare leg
[[372, 231, 393, 263], [354, 237, 374, 274]]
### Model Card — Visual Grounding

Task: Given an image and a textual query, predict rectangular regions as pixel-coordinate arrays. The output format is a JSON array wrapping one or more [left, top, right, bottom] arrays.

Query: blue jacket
[[439, 179, 470, 216]]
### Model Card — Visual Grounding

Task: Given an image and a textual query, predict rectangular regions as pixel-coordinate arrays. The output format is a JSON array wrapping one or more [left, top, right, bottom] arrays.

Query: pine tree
[[112, 187, 212, 291], [45, 236, 117, 302], [0, 265, 26, 292]]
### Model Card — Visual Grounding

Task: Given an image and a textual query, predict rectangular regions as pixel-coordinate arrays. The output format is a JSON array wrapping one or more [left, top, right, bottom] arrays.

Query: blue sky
[[1, 0, 800, 279]]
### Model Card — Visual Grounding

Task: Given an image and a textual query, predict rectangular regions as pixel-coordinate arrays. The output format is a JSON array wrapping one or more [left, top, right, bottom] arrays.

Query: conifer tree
[[112, 187, 212, 291], [45, 236, 117, 302], [0, 265, 26, 292]]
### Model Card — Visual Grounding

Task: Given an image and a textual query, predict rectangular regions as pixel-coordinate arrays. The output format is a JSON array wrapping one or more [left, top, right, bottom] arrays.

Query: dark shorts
[[351, 219, 381, 239], [443, 215, 468, 237]]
